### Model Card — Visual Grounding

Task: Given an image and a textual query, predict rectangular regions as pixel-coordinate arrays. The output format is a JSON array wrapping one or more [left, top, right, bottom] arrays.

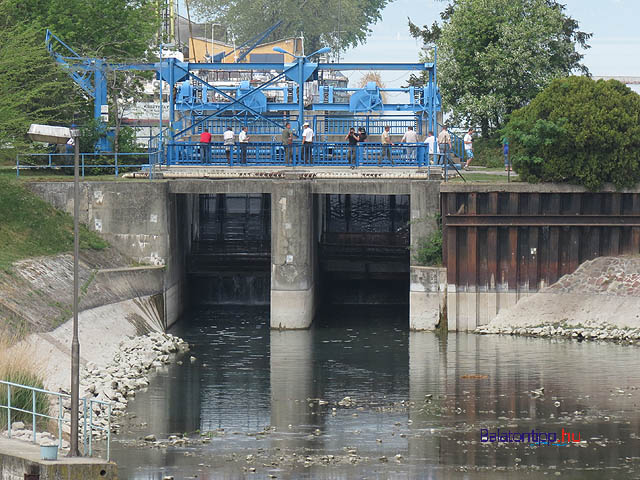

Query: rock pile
[[69, 332, 190, 438], [477, 322, 640, 342]]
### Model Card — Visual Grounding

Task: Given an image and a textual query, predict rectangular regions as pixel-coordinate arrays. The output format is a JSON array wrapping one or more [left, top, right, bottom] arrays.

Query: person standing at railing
[[302, 122, 314, 165], [239, 126, 250, 165], [281, 122, 293, 165], [223, 127, 235, 164], [463, 128, 474, 170], [346, 127, 360, 169], [424, 131, 437, 165], [401, 126, 419, 160], [199, 129, 212, 164], [380, 125, 394, 166], [358, 127, 368, 165], [503, 138, 511, 171], [437, 125, 452, 165]]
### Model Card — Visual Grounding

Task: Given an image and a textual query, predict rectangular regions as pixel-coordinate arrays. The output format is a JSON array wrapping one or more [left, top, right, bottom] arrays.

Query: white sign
[[100, 104, 109, 114]]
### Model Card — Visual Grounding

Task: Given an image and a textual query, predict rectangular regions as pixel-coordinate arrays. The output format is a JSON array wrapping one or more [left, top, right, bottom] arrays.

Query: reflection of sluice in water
[[269, 329, 317, 450]]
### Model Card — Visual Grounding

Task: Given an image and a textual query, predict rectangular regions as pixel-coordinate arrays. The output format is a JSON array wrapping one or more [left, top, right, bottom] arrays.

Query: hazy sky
[[340, 0, 640, 90]]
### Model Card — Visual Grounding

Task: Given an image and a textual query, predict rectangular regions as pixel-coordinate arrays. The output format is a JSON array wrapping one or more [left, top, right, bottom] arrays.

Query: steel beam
[[445, 214, 640, 227]]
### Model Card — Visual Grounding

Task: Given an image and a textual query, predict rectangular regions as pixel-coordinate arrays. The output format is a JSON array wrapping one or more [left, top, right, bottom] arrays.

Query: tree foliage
[[190, 0, 390, 55], [408, 0, 591, 136], [503, 76, 640, 191], [0, 0, 158, 146], [0, 25, 87, 148]]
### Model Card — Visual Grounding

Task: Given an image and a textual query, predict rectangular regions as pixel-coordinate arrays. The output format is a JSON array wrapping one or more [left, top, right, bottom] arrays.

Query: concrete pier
[[270, 182, 318, 329]]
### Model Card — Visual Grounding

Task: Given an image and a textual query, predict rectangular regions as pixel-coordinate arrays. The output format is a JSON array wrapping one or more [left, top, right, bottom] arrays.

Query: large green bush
[[503, 76, 640, 190]]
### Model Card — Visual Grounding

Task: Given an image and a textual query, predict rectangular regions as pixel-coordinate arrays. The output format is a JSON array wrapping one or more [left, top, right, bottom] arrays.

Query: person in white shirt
[[223, 127, 235, 164], [463, 128, 474, 170], [401, 126, 419, 160], [239, 126, 250, 164], [302, 122, 314, 164], [424, 131, 438, 165]]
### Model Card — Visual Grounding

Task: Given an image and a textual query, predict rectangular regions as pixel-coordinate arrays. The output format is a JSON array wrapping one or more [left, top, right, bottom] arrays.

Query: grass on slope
[[0, 175, 107, 270]]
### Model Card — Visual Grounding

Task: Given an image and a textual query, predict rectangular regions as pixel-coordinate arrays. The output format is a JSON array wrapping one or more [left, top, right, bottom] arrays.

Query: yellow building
[[188, 37, 304, 64]]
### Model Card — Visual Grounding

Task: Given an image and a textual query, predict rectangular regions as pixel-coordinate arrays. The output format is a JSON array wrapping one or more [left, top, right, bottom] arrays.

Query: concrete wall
[[0, 439, 116, 480], [29, 181, 170, 266], [27, 182, 189, 329], [409, 266, 447, 331]]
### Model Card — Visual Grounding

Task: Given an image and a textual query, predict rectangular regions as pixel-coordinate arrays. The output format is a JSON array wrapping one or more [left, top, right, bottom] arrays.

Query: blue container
[[40, 444, 58, 461]]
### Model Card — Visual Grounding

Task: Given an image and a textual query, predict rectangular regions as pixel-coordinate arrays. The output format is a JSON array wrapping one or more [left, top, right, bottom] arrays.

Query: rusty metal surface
[[442, 191, 640, 290]]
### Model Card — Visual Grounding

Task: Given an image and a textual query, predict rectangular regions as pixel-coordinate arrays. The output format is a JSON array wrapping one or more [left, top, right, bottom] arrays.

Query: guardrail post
[[58, 397, 63, 448], [48, 154, 52, 167], [81, 154, 85, 178], [16, 155, 19, 178], [82, 398, 87, 455], [89, 401, 93, 456], [107, 403, 112, 462], [115, 152, 119, 177], [32, 390, 37, 444], [7, 385, 11, 438]]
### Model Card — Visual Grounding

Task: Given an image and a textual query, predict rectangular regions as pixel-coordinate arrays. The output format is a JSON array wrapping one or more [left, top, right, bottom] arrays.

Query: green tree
[[0, 24, 87, 149], [190, 0, 391, 55], [503, 76, 640, 191], [408, 0, 591, 136], [0, 0, 158, 146]]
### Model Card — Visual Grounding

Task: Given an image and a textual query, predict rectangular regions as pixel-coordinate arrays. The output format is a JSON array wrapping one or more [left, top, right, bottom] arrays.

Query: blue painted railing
[[16, 152, 154, 178], [166, 141, 459, 169], [1, 379, 112, 460], [184, 115, 424, 138]]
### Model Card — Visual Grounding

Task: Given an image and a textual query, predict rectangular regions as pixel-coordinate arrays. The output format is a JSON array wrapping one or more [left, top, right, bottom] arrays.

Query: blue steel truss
[[45, 30, 442, 161]]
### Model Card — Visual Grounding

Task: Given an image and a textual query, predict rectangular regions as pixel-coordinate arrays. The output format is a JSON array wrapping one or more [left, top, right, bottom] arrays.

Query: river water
[[111, 306, 640, 479]]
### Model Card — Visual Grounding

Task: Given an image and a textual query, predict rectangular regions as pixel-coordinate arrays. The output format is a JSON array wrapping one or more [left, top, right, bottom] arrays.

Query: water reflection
[[111, 306, 640, 479]]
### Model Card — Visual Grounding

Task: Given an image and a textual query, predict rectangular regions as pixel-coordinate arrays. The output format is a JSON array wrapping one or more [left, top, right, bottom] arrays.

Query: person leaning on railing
[[281, 122, 293, 165], [437, 125, 452, 165], [302, 122, 314, 165], [223, 127, 235, 164], [199, 129, 211, 164], [346, 127, 360, 169], [239, 126, 250, 165], [401, 126, 419, 160], [380, 125, 394, 166]]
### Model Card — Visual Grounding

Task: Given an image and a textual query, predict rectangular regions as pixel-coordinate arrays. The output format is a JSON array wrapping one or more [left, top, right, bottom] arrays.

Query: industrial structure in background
[[44, 9, 443, 166]]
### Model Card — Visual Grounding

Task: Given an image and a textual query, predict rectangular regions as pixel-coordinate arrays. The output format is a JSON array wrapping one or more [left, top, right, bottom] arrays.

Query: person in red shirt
[[199, 129, 212, 163]]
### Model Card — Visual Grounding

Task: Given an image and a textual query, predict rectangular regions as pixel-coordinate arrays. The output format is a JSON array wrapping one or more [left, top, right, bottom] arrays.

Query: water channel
[[110, 305, 640, 479]]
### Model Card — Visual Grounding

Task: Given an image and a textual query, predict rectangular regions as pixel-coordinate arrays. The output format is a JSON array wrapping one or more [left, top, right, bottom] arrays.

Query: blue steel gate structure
[[45, 29, 457, 168]]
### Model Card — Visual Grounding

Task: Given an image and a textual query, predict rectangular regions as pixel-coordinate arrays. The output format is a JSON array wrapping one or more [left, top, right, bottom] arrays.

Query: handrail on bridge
[[165, 140, 462, 176], [16, 152, 155, 178], [1, 379, 112, 461]]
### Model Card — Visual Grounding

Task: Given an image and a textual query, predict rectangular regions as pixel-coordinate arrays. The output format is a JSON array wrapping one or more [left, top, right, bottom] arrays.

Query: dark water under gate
[[110, 306, 640, 479]]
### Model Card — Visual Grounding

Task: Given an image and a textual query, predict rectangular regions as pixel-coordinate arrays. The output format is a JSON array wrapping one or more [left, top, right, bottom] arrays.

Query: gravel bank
[[476, 256, 640, 342]]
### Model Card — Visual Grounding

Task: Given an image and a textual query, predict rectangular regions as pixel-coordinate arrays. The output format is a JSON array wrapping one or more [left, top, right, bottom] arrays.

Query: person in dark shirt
[[345, 127, 360, 169]]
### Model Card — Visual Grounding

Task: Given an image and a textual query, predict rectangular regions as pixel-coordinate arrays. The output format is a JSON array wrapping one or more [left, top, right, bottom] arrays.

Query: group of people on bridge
[[197, 123, 477, 168]]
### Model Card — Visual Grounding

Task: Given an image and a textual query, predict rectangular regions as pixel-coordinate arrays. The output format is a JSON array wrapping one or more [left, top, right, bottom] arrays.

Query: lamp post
[[27, 122, 81, 456], [272, 45, 331, 136], [69, 124, 81, 457]]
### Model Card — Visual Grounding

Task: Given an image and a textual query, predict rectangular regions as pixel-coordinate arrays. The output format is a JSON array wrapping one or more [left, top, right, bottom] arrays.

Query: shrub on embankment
[[0, 330, 49, 427], [0, 175, 108, 271], [503, 76, 640, 191]]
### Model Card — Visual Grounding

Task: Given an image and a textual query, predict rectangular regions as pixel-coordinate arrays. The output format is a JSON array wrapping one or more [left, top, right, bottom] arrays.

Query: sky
[[340, 0, 640, 92]]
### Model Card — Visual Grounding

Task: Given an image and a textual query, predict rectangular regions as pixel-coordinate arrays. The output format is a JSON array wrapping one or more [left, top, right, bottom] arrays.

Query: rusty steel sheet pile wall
[[441, 186, 640, 330]]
